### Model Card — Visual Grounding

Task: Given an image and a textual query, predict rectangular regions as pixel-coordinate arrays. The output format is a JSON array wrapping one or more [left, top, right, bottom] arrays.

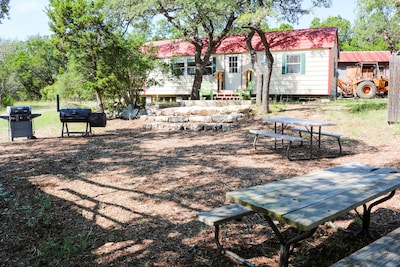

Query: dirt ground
[[1, 103, 400, 267]]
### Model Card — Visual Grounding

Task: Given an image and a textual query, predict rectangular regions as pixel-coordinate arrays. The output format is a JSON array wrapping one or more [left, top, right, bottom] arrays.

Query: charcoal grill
[[0, 106, 41, 141], [59, 108, 92, 137]]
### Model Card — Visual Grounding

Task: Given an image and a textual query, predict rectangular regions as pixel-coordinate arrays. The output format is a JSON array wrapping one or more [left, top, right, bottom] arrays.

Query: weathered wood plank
[[249, 129, 303, 142], [290, 127, 347, 139], [330, 227, 400, 267], [226, 163, 400, 231], [197, 204, 255, 226], [388, 53, 400, 123], [283, 181, 399, 231], [228, 165, 397, 216]]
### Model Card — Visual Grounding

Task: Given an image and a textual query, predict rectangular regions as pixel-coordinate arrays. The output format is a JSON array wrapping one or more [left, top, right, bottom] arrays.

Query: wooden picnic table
[[263, 117, 336, 159], [226, 163, 400, 267]]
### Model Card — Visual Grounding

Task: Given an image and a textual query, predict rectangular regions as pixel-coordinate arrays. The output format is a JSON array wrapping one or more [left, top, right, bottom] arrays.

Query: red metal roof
[[145, 27, 338, 58], [338, 51, 391, 63]]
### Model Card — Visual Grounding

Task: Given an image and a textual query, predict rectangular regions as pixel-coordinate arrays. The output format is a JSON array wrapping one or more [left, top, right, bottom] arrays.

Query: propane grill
[[0, 106, 41, 141]]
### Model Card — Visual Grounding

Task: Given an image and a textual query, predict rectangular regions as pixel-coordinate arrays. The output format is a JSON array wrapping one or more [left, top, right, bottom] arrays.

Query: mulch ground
[[1, 103, 400, 267]]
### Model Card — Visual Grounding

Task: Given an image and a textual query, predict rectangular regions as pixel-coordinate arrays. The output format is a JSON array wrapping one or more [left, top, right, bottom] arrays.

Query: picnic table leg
[[309, 126, 313, 159], [273, 122, 278, 150], [264, 215, 316, 267], [317, 127, 322, 148], [357, 190, 396, 239], [252, 134, 259, 149], [213, 225, 256, 267], [308, 126, 322, 159], [286, 141, 295, 161], [273, 122, 285, 150]]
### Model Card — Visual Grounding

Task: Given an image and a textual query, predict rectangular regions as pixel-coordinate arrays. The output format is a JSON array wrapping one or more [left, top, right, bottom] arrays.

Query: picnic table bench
[[330, 227, 400, 267], [261, 117, 343, 160], [290, 127, 347, 156], [210, 163, 400, 267], [248, 129, 303, 160], [197, 204, 256, 267]]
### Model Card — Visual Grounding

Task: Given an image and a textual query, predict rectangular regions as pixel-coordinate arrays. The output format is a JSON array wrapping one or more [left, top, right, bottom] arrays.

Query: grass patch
[[342, 99, 387, 113], [35, 234, 90, 267]]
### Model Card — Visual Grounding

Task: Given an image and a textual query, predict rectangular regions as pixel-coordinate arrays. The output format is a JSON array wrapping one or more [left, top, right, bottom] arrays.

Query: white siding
[[146, 68, 192, 96], [145, 58, 218, 96], [269, 49, 332, 96], [145, 48, 336, 97]]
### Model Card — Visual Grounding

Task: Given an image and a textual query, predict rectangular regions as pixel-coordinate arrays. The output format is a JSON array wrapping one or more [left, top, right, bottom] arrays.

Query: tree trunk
[[256, 29, 274, 113], [191, 69, 203, 100], [190, 43, 208, 100], [255, 68, 263, 104], [245, 29, 263, 105], [382, 30, 395, 54], [244, 28, 274, 113], [388, 52, 400, 123], [95, 88, 104, 112]]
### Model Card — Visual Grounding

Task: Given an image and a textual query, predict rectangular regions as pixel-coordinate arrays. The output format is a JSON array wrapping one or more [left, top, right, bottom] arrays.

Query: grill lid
[[59, 108, 91, 122], [7, 106, 31, 115]]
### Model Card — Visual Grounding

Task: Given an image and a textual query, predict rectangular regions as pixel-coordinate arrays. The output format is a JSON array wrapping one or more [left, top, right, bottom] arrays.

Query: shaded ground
[[1, 103, 400, 267]]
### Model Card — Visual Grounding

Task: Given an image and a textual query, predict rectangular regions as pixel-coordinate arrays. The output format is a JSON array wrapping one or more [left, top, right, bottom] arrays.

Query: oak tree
[[352, 0, 400, 52]]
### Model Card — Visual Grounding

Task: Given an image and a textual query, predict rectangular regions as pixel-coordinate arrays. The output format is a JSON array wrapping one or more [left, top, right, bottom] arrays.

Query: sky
[[0, 0, 357, 41]]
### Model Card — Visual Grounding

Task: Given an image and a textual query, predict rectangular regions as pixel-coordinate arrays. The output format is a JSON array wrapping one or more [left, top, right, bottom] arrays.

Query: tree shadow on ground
[[0, 118, 395, 266]]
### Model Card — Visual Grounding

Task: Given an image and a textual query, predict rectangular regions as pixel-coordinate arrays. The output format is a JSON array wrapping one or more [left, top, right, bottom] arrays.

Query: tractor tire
[[356, 80, 377, 99]]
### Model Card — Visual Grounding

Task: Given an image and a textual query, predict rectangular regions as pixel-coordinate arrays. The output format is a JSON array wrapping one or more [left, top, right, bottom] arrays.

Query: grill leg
[[61, 122, 70, 137], [8, 121, 13, 141], [85, 122, 91, 136]]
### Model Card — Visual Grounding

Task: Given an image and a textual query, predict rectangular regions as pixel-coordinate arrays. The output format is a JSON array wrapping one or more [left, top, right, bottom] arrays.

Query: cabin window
[[282, 53, 306, 74], [173, 57, 216, 76], [171, 61, 185, 76], [261, 54, 277, 65], [204, 57, 217, 75], [187, 60, 196, 75], [228, 56, 238, 73]]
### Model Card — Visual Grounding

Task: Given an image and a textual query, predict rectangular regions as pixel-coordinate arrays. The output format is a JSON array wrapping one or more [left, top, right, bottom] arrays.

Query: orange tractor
[[337, 62, 389, 99]]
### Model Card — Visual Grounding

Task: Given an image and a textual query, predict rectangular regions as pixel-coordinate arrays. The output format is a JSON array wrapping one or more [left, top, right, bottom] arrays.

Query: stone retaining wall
[[144, 101, 252, 132]]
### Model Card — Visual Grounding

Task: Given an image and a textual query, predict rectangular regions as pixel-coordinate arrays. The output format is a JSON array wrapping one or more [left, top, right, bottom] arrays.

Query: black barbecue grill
[[59, 108, 92, 137], [0, 106, 41, 141], [57, 96, 106, 137]]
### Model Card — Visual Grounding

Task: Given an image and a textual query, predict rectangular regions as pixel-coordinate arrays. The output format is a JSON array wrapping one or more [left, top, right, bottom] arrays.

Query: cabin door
[[225, 55, 242, 90]]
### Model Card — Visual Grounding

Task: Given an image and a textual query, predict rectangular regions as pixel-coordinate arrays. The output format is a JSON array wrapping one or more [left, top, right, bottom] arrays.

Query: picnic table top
[[263, 117, 336, 127], [226, 163, 400, 232]]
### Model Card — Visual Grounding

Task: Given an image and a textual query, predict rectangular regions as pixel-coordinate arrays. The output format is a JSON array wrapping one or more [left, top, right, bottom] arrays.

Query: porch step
[[215, 93, 241, 101]]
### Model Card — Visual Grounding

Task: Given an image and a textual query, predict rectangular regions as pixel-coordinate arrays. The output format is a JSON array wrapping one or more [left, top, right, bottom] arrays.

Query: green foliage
[[25, 195, 52, 228], [5, 36, 61, 101], [48, 0, 117, 109], [151, 18, 184, 40], [351, 0, 400, 52], [307, 0, 400, 52], [0, 38, 20, 106], [35, 234, 90, 266], [0, 95, 14, 107], [310, 16, 353, 51], [0, 0, 10, 22], [41, 60, 85, 101], [47, 0, 157, 110]]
